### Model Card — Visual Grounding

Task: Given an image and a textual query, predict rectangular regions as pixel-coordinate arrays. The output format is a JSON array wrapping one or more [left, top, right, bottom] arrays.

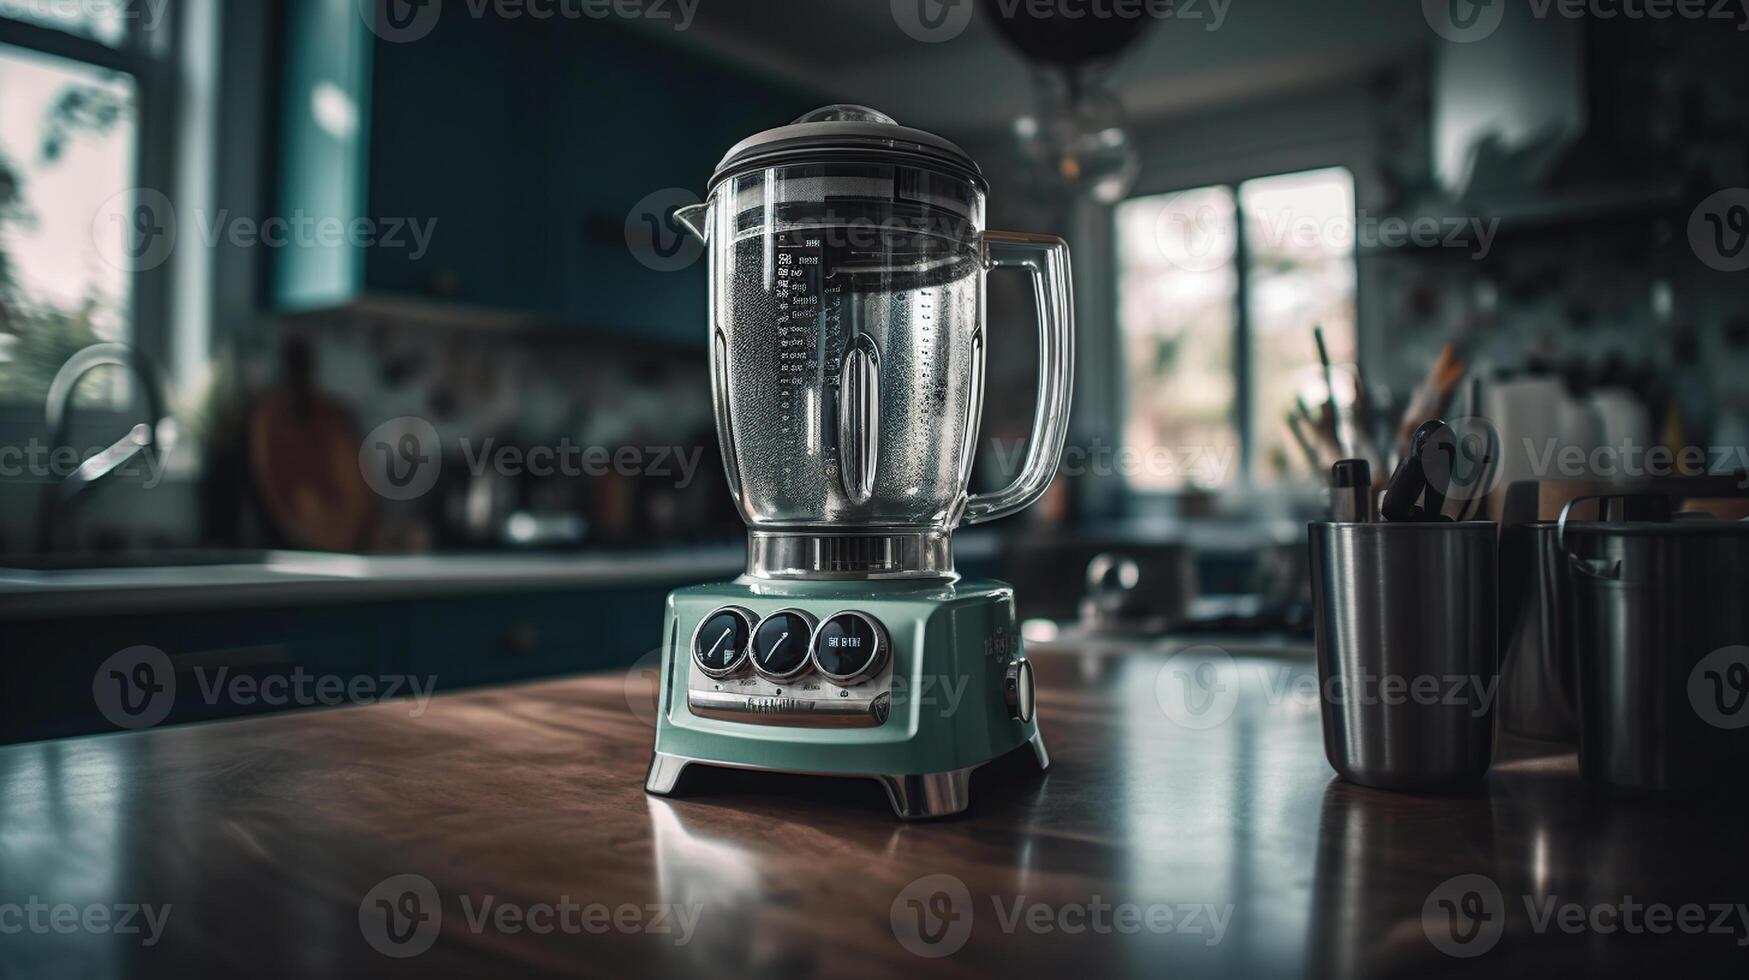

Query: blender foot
[[875, 768, 975, 820], [1028, 730, 1051, 772], [645, 752, 691, 796]]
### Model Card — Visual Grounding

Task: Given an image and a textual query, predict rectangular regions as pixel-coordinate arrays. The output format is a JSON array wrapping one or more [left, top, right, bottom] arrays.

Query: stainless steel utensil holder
[[1309, 521, 1498, 790]]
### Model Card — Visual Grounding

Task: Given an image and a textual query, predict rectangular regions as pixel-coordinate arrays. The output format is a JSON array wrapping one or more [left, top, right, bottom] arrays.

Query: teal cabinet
[[275, 0, 374, 310], [1, 584, 679, 744], [273, 7, 817, 343]]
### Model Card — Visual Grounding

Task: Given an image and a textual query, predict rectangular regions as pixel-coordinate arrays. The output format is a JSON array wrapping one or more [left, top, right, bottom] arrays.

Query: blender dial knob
[[1005, 659, 1035, 723], [692, 606, 755, 678], [751, 609, 817, 682], [812, 611, 888, 686]]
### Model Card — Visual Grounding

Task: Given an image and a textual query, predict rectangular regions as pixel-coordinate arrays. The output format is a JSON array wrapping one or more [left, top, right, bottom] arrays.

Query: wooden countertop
[[1, 645, 1744, 978]]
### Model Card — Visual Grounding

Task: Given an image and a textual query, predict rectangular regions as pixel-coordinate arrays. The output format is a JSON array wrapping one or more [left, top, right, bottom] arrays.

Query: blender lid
[[709, 105, 985, 191]]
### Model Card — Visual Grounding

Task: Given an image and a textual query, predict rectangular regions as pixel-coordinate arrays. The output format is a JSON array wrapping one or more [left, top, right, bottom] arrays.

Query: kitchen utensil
[[1377, 422, 1430, 521], [1379, 420, 1454, 522], [1314, 325, 1345, 458], [1558, 495, 1749, 794], [1293, 390, 1356, 476], [1351, 363, 1380, 460], [1287, 411, 1322, 474], [646, 106, 1065, 818], [1394, 343, 1466, 462], [249, 339, 376, 552], [1421, 432, 1455, 519], [1451, 382, 1499, 523], [1309, 521, 1498, 789], [1297, 394, 1334, 451], [1329, 459, 1374, 523]]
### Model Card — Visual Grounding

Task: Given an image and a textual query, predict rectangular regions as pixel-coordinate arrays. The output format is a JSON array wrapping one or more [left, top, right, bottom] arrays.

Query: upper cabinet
[[273, 4, 815, 344], [275, 0, 374, 313]]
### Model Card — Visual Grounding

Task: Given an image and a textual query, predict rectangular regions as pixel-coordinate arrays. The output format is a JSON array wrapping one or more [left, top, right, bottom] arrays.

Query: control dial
[[751, 609, 817, 682], [691, 606, 755, 678], [1005, 658, 1035, 723], [812, 611, 889, 686]]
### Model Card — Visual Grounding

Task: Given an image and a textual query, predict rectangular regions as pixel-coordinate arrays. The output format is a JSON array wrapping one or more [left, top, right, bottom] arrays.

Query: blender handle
[[963, 231, 1074, 526]]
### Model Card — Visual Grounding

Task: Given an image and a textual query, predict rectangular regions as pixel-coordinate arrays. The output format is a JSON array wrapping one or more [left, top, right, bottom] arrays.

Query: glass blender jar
[[675, 105, 1073, 579]]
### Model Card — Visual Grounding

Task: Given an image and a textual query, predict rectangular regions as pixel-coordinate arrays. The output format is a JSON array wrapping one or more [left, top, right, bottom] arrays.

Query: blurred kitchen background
[[2, 0, 1747, 740]]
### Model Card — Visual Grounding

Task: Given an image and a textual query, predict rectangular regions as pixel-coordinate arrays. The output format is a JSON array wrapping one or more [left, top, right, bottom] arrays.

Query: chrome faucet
[[36, 343, 176, 553]]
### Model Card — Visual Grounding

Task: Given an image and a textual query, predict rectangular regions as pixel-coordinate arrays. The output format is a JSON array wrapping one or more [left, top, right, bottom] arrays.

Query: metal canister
[[1309, 521, 1498, 790], [1560, 509, 1749, 794]]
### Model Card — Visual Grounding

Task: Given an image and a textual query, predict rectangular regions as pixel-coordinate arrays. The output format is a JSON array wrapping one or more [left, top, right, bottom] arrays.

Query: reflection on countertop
[[1, 640, 1742, 977]]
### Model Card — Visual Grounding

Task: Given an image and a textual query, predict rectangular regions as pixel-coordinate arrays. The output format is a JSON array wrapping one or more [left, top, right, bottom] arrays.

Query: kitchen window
[[0, 5, 173, 407], [1116, 166, 1357, 490]]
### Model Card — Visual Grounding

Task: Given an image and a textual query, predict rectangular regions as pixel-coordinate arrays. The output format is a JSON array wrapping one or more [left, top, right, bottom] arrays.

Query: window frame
[[0, 5, 181, 418], [1112, 164, 1360, 493]]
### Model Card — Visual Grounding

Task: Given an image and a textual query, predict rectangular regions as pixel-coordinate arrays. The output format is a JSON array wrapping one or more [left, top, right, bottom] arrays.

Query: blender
[[644, 106, 1072, 819]]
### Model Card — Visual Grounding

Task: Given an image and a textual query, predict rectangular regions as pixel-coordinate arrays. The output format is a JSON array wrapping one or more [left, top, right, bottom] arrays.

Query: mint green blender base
[[645, 577, 1048, 819]]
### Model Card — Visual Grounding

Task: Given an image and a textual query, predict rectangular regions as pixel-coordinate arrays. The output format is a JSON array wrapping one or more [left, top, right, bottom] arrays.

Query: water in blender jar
[[719, 201, 982, 531]]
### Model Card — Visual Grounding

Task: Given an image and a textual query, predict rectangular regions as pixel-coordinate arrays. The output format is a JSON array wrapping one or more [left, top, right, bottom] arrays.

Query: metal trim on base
[[745, 529, 955, 580], [684, 688, 890, 727], [645, 752, 691, 796], [1027, 729, 1050, 771], [644, 729, 1050, 820], [875, 769, 973, 819]]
